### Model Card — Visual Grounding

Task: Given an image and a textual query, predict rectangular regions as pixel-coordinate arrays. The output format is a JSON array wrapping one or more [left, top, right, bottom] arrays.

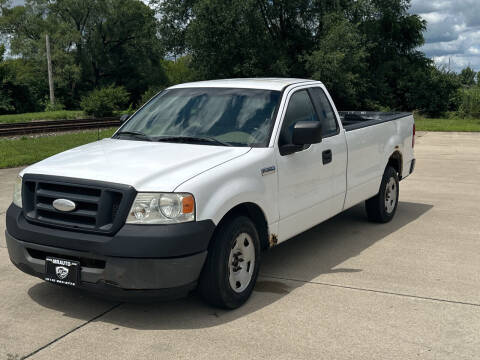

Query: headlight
[[13, 176, 22, 208], [126, 193, 195, 224]]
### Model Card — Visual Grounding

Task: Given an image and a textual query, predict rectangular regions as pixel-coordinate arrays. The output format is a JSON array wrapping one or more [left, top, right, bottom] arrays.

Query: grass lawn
[[415, 115, 480, 132], [0, 110, 85, 124], [0, 128, 116, 169]]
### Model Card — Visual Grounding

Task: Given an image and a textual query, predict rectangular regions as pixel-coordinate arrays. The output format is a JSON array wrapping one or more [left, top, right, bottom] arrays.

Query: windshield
[[117, 87, 281, 147]]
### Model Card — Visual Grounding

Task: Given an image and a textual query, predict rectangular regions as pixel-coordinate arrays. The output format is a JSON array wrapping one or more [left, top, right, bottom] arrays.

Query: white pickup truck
[[6, 78, 415, 308]]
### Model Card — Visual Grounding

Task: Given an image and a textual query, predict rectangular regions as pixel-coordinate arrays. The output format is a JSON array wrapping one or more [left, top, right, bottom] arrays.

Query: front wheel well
[[214, 203, 270, 251]]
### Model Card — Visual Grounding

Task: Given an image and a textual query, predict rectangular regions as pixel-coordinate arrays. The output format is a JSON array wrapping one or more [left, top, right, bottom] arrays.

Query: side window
[[309, 87, 339, 137], [279, 90, 319, 147]]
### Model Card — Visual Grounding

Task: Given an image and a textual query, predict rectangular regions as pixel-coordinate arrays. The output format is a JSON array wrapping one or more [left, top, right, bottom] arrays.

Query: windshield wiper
[[114, 131, 153, 141], [156, 136, 233, 147]]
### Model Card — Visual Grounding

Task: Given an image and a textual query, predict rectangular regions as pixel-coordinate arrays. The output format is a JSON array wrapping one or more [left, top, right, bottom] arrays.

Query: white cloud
[[467, 47, 480, 55], [411, 0, 480, 71], [419, 12, 448, 24]]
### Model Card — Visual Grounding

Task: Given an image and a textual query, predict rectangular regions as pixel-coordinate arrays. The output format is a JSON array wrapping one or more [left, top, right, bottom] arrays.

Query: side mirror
[[280, 121, 322, 156], [119, 114, 131, 123], [292, 121, 322, 145]]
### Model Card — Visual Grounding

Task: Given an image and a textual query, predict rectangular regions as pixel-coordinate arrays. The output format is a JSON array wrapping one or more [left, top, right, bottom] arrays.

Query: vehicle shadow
[[28, 201, 432, 330]]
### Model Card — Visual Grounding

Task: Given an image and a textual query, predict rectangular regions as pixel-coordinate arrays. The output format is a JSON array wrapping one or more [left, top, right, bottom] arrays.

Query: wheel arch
[[212, 202, 271, 252], [387, 150, 403, 179]]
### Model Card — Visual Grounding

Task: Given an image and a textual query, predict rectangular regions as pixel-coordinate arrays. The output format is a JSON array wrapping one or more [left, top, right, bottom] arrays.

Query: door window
[[279, 90, 319, 147], [309, 87, 339, 137]]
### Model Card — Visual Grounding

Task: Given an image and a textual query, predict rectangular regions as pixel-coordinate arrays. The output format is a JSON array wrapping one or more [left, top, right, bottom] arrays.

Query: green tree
[[0, 0, 168, 110], [0, 42, 46, 114], [0, 0, 464, 116], [399, 64, 461, 116], [305, 16, 369, 109], [459, 66, 477, 86], [0, 44, 14, 113], [163, 56, 198, 85], [153, 0, 449, 114], [355, 0, 429, 110], [153, 0, 331, 78], [49, 0, 167, 98]]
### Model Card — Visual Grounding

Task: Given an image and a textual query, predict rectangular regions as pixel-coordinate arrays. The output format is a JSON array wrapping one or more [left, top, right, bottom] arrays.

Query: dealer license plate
[[45, 257, 80, 287]]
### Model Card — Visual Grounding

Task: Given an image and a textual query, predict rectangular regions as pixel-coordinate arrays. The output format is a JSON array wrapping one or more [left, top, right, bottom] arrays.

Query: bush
[[164, 56, 198, 86], [458, 87, 480, 118], [81, 86, 129, 118], [116, 104, 136, 116], [406, 66, 461, 117], [140, 87, 164, 106], [44, 99, 65, 112]]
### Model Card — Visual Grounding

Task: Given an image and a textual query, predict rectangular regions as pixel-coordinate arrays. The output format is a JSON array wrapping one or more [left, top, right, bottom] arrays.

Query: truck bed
[[339, 111, 412, 131]]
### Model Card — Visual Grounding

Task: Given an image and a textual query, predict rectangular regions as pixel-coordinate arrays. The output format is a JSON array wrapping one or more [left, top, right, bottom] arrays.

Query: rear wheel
[[365, 166, 399, 223], [198, 216, 261, 309]]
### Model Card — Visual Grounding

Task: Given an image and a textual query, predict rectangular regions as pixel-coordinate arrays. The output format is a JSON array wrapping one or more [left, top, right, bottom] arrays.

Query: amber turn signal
[[182, 195, 195, 214]]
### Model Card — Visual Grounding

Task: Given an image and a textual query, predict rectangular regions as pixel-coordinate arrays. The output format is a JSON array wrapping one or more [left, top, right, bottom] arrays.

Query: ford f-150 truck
[[6, 78, 415, 309]]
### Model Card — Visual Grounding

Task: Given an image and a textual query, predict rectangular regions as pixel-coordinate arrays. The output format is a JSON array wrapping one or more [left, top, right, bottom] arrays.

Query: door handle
[[322, 149, 332, 164]]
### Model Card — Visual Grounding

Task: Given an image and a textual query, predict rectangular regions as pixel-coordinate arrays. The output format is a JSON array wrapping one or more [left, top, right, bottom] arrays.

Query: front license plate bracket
[[45, 256, 80, 287]]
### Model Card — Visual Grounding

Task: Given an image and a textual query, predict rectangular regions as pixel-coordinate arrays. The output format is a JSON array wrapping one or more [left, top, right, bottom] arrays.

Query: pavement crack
[[21, 302, 122, 359], [262, 274, 480, 308]]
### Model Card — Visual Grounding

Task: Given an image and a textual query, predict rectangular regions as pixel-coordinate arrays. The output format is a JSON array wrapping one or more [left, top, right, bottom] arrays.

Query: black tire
[[198, 215, 261, 309], [365, 166, 399, 223]]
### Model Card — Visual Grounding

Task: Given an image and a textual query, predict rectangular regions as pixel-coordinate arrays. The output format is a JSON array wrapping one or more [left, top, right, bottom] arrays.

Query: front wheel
[[198, 216, 261, 309], [365, 166, 399, 223]]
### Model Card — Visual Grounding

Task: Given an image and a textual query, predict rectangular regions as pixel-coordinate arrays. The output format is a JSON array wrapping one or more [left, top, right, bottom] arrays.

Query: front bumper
[[5, 204, 215, 300]]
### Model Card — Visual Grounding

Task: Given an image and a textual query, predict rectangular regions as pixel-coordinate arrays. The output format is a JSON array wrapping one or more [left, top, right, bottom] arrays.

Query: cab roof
[[168, 78, 321, 91]]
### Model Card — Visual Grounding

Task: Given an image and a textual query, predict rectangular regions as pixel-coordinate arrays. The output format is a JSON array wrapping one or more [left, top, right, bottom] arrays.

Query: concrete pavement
[[0, 132, 479, 359]]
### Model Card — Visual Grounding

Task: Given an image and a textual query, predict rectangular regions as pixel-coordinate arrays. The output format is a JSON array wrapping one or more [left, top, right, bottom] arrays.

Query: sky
[[5, 0, 480, 72], [410, 0, 480, 72]]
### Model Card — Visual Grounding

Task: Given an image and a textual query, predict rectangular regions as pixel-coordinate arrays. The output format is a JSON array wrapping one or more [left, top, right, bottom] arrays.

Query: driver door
[[275, 87, 345, 242]]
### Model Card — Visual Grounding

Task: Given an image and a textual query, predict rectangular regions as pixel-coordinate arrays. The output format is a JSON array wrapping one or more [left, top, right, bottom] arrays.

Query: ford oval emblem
[[52, 199, 76, 212]]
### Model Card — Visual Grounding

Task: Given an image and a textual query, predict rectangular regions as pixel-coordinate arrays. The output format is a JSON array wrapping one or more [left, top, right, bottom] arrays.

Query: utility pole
[[45, 34, 55, 106]]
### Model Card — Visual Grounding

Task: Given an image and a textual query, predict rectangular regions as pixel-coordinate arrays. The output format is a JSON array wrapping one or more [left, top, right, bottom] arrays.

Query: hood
[[21, 139, 251, 192]]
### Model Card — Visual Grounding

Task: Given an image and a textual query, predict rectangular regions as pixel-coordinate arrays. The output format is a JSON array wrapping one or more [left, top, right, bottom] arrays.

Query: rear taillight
[[412, 123, 415, 148]]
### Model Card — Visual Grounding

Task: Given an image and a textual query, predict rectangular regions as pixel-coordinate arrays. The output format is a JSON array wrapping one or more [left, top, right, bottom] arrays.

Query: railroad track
[[0, 117, 122, 137]]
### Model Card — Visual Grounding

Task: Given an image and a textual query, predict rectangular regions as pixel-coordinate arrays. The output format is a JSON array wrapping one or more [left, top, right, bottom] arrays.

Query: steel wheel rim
[[385, 177, 397, 214], [228, 232, 255, 293]]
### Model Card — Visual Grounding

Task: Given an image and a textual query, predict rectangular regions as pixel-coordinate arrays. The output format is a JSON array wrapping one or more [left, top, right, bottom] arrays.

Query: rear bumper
[[410, 159, 416, 174], [401, 158, 415, 180], [5, 204, 215, 300]]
